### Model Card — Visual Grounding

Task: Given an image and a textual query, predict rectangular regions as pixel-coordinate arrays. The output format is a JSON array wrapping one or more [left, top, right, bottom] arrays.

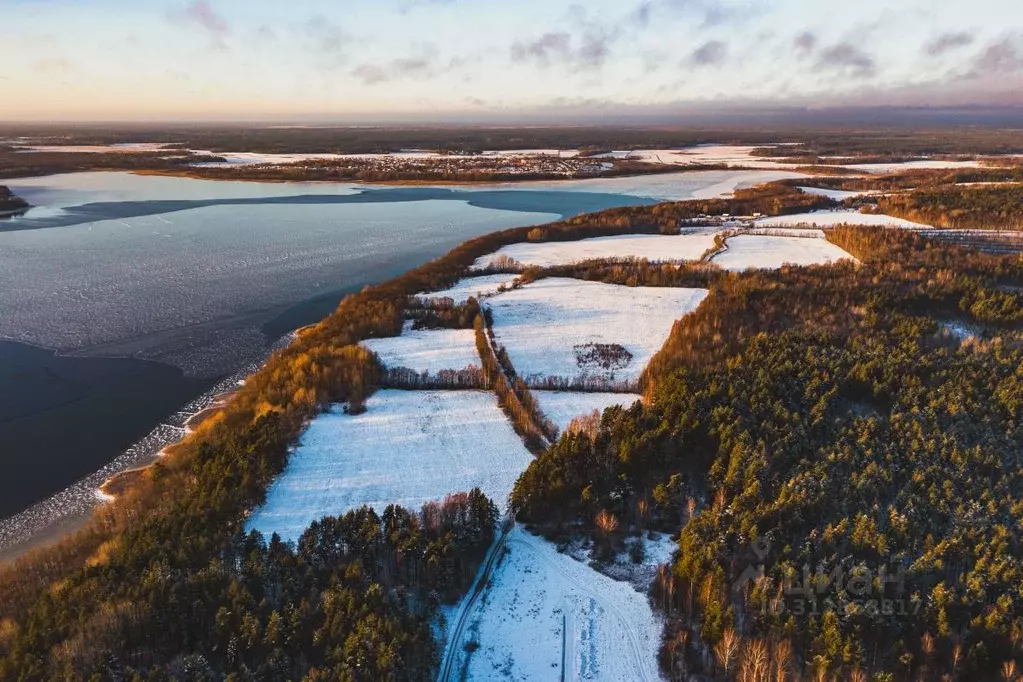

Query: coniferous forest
[[512, 227, 1023, 680]]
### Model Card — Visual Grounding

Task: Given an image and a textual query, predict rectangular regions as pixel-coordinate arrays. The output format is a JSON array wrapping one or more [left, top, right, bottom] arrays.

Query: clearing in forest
[[247, 390, 532, 542], [713, 234, 856, 271], [486, 277, 708, 387], [471, 232, 718, 269]]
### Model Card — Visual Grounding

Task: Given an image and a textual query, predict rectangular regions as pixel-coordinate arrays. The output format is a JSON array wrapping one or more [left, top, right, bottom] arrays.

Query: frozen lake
[[0, 168, 788, 555]]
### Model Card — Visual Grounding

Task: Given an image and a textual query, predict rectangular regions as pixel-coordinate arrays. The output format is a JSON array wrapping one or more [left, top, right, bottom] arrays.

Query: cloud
[[972, 37, 1023, 73], [510, 25, 617, 71], [689, 40, 728, 66], [511, 32, 573, 66], [814, 42, 876, 77], [925, 31, 975, 56], [794, 31, 816, 53], [302, 15, 352, 68], [349, 46, 463, 85], [629, 2, 654, 28], [351, 56, 434, 85], [656, 0, 751, 27], [181, 0, 228, 38]]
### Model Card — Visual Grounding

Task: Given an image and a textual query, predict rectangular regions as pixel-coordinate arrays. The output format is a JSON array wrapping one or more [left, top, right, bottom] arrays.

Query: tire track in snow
[[438, 517, 513, 681], [504, 530, 659, 682]]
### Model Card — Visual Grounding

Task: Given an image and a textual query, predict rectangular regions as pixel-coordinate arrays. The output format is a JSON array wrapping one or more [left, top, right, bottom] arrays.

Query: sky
[[3, 0, 1023, 121]]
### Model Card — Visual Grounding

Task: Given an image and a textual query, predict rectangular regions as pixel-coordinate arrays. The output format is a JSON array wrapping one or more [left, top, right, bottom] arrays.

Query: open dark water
[[0, 171, 669, 553], [0, 168, 797, 554]]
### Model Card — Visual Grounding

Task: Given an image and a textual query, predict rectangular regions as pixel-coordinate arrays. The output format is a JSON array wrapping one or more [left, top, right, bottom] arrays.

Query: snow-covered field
[[629, 143, 800, 170], [755, 210, 930, 229], [713, 235, 856, 271], [417, 274, 517, 303], [797, 185, 874, 201], [472, 232, 718, 269], [189, 151, 349, 166], [493, 169, 806, 201], [450, 526, 664, 681], [842, 159, 981, 174], [361, 324, 480, 374], [534, 391, 642, 434], [487, 278, 708, 385], [247, 390, 532, 542]]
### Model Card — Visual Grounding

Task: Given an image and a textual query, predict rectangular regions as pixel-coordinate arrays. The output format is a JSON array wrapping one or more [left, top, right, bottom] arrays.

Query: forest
[[0, 148, 220, 180], [781, 166, 1023, 194], [875, 184, 1023, 230], [749, 128, 1023, 161], [511, 227, 1023, 680], [1, 176, 1021, 679]]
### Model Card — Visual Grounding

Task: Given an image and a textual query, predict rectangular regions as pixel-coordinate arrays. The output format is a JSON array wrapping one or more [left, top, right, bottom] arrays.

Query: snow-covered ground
[[450, 526, 664, 681], [361, 323, 480, 374], [247, 390, 532, 542], [797, 185, 874, 201], [534, 391, 642, 434], [489, 169, 806, 201], [713, 235, 856, 271], [188, 151, 350, 166], [417, 274, 518, 303], [842, 159, 981, 174], [630, 143, 801, 170], [755, 210, 930, 229], [487, 278, 708, 385], [593, 532, 679, 592], [472, 232, 718, 269]]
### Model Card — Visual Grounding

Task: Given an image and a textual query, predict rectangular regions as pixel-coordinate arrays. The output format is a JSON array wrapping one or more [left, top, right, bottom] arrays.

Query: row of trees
[[472, 310, 556, 451], [512, 227, 1023, 679]]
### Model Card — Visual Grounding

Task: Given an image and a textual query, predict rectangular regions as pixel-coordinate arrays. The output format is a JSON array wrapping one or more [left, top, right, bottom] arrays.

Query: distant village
[[265, 152, 618, 178]]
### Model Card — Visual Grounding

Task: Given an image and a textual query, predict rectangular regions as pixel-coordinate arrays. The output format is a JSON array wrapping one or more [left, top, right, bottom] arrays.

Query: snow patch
[[534, 391, 643, 434], [842, 159, 981, 174], [362, 324, 480, 374], [248, 390, 533, 542], [713, 234, 856, 271], [417, 274, 517, 303], [487, 278, 707, 386], [797, 185, 873, 201], [472, 233, 719, 269], [755, 210, 930, 229], [453, 526, 664, 681]]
